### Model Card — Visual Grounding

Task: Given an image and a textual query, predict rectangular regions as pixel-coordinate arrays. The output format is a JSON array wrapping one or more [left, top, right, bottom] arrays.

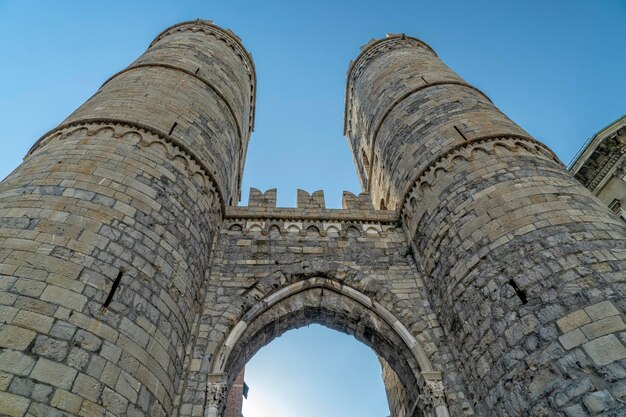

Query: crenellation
[[296, 189, 325, 208], [342, 191, 373, 210], [247, 188, 276, 208]]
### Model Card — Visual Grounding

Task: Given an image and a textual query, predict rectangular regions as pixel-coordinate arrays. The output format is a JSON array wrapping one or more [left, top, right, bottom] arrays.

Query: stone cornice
[[150, 19, 256, 134], [569, 115, 626, 193], [569, 115, 626, 173], [399, 135, 562, 217], [225, 206, 399, 224], [99, 63, 243, 144], [25, 118, 226, 213]]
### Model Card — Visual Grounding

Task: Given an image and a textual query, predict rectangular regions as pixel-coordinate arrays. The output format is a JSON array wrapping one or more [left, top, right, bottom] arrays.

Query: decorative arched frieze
[[399, 135, 563, 224], [25, 119, 225, 213]]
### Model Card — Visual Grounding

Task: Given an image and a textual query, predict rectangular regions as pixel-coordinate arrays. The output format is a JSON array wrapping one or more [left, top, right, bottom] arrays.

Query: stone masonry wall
[[3, 19, 625, 417], [0, 20, 254, 417], [176, 189, 474, 417], [223, 369, 245, 417], [380, 356, 410, 417], [345, 34, 626, 416]]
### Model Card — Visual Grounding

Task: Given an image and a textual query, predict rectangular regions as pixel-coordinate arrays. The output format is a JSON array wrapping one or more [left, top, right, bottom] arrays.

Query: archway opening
[[207, 277, 448, 417], [239, 324, 390, 417]]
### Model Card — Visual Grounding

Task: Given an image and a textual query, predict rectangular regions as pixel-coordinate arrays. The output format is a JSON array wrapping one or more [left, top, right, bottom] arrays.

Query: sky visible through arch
[[242, 325, 390, 417], [0, 1, 625, 416]]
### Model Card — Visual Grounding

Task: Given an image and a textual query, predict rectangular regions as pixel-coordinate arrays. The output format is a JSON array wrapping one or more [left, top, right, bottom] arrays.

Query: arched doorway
[[206, 276, 449, 417]]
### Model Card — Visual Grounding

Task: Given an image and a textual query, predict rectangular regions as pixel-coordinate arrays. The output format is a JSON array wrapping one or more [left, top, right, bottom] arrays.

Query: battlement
[[229, 188, 395, 223]]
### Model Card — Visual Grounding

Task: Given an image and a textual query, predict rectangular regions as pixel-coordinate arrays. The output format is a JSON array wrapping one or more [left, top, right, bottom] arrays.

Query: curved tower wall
[[0, 20, 254, 417], [346, 35, 626, 415]]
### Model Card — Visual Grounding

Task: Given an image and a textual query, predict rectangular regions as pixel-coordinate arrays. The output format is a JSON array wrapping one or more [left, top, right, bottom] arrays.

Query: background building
[[569, 115, 626, 222]]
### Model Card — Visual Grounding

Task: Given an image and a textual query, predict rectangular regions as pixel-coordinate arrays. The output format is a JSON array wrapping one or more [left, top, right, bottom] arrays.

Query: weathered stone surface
[[0, 19, 625, 417], [583, 335, 626, 366], [0, 391, 30, 417], [0, 350, 36, 376], [30, 359, 78, 390], [0, 325, 36, 350], [345, 32, 626, 417]]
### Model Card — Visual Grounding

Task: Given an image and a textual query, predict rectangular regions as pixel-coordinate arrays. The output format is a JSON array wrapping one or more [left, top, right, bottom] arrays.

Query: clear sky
[[1, 1, 625, 416]]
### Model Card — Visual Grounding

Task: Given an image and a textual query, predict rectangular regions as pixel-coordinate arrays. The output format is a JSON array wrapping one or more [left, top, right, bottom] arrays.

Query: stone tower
[[345, 34, 626, 415], [0, 20, 255, 416], [0, 21, 625, 417]]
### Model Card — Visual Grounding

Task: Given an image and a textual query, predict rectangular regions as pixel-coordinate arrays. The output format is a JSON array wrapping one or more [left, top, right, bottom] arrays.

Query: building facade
[[569, 115, 626, 222], [0, 20, 625, 417]]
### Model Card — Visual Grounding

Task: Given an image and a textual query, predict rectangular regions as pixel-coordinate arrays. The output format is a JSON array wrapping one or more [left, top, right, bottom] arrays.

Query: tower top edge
[[347, 33, 437, 81], [149, 19, 257, 133], [149, 19, 256, 79], [343, 34, 438, 134]]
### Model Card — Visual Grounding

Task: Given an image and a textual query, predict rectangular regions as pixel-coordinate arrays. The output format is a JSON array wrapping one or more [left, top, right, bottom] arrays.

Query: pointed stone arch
[[206, 275, 450, 417]]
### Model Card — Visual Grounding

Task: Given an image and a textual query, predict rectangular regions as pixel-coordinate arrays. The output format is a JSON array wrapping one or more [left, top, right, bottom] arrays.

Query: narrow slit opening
[[103, 270, 124, 308], [508, 279, 528, 304], [453, 125, 467, 141], [169, 122, 178, 135]]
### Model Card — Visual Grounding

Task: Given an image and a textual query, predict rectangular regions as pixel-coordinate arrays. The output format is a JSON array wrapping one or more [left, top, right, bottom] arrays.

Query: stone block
[[78, 400, 106, 417], [557, 310, 592, 334], [49, 321, 77, 340], [101, 386, 129, 415], [29, 358, 77, 389], [72, 372, 102, 403], [32, 336, 68, 361], [72, 329, 102, 352], [0, 324, 36, 350], [582, 334, 626, 366], [563, 404, 588, 417], [582, 390, 613, 414], [0, 305, 18, 324], [0, 370, 11, 390], [51, 388, 83, 414], [31, 383, 53, 402], [0, 350, 36, 376], [0, 391, 30, 417], [584, 301, 620, 321], [40, 285, 87, 312], [580, 316, 626, 340], [66, 347, 90, 371], [8, 376, 34, 397], [559, 329, 589, 350], [12, 310, 54, 334]]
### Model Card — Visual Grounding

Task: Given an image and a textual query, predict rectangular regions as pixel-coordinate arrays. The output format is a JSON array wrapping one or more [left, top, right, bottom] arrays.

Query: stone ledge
[[225, 206, 399, 223]]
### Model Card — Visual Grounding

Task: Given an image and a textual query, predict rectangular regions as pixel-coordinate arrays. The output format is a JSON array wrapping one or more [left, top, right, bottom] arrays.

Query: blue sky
[[1, 1, 625, 416]]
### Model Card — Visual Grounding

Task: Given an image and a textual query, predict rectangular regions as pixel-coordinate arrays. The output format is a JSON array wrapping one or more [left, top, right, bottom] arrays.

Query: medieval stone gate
[[0, 19, 625, 417]]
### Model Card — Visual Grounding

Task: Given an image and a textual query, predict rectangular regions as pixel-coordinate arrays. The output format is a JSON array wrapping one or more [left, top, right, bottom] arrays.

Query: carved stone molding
[[615, 157, 626, 179], [26, 119, 224, 213], [421, 379, 447, 409], [400, 135, 562, 222]]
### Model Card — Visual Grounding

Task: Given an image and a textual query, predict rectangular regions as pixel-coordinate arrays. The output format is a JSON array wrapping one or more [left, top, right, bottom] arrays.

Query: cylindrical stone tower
[[0, 20, 254, 417], [345, 35, 626, 416]]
